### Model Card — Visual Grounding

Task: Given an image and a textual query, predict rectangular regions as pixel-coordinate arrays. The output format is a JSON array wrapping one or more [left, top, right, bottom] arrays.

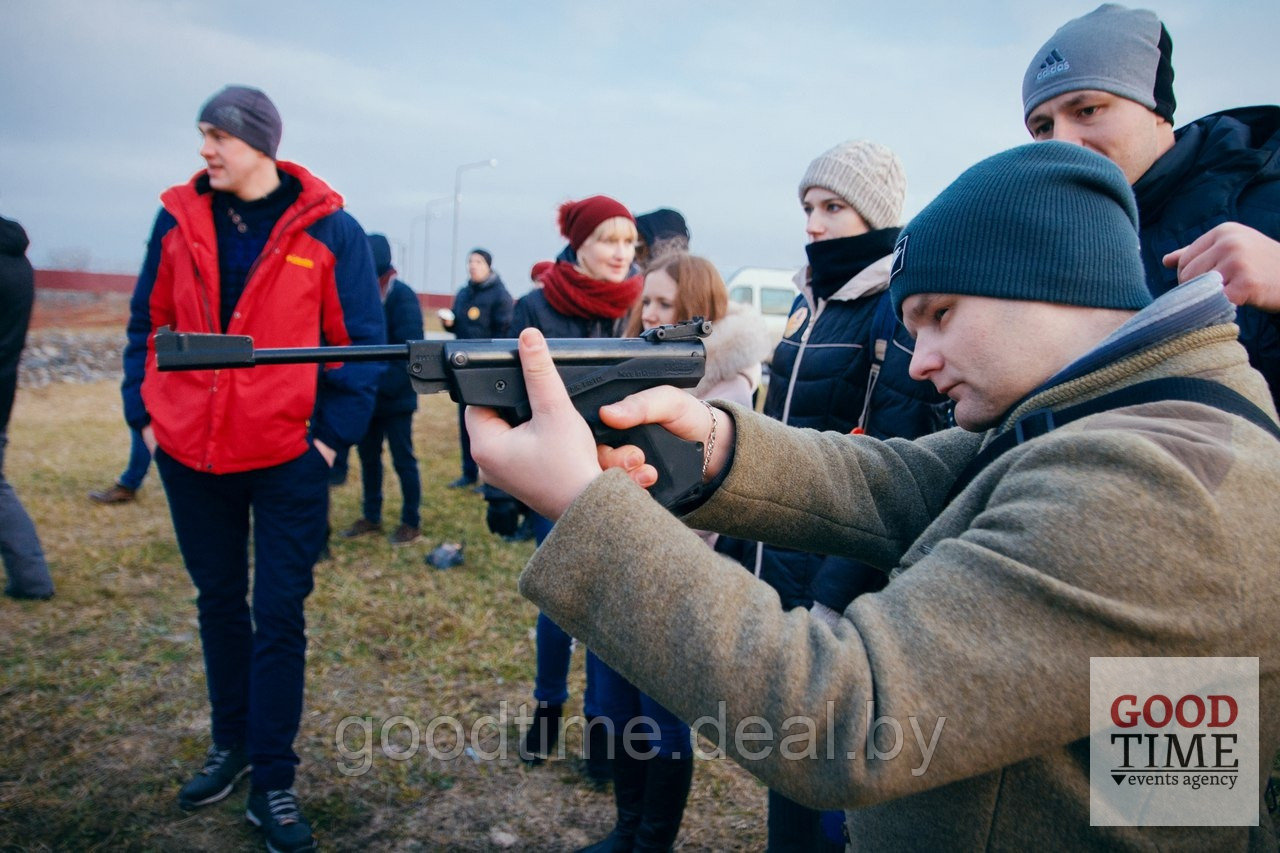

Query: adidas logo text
[[1036, 49, 1069, 81]]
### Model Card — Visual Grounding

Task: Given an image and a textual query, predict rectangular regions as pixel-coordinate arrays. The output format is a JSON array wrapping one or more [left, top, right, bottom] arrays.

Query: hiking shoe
[[246, 788, 315, 853], [447, 476, 477, 489], [389, 524, 421, 546], [178, 744, 250, 810], [339, 518, 381, 538], [88, 483, 136, 504]]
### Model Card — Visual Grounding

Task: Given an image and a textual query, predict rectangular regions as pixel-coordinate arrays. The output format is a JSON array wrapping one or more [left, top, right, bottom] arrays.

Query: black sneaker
[[246, 787, 316, 853], [177, 744, 250, 810]]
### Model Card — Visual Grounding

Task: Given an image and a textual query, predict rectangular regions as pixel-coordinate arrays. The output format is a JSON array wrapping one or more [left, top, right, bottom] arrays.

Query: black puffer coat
[[508, 288, 618, 338], [1134, 106, 1280, 408], [718, 252, 950, 611], [0, 216, 34, 432], [449, 273, 513, 339]]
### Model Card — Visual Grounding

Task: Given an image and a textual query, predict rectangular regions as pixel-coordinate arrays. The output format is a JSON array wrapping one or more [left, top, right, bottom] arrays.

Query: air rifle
[[153, 319, 711, 508]]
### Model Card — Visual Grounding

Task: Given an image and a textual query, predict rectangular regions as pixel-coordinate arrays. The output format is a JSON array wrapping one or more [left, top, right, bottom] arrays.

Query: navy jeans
[[0, 431, 54, 598], [356, 411, 420, 528], [156, 444, 328, 790], [456, 403, 477, 482], [530, 512, 599, 717], [592, 659, 691, 758], [118, 427, 152, 491]]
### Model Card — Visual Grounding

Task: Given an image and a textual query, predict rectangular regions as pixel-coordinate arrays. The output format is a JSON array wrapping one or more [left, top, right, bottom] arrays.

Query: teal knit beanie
[[889, 142, 1151, 318]]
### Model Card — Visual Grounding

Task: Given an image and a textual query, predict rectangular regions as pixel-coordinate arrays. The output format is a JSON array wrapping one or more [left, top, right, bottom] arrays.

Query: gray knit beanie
[[1023, 4, 1175, 123], [798, 139, 905, 230], [888, 142, 1151, 318], [198, 85, 283, 159]]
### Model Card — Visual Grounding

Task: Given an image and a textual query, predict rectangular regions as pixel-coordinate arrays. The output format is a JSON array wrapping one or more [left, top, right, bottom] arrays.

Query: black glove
[[486, 498, 521, 537]]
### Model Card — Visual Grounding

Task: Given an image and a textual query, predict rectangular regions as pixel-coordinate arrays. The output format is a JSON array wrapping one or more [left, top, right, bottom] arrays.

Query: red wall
[[35, 268, 454, 314], [418, 293, 452, 311], [35, 269, 136, 293]]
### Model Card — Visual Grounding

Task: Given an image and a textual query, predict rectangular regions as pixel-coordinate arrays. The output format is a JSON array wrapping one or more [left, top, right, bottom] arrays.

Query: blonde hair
[[625, 252, 728, 336], [583, 216, 638, 246]]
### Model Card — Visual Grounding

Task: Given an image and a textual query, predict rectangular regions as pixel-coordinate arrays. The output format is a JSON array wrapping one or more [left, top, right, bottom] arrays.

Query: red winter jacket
[[123, 161, 385, 473]]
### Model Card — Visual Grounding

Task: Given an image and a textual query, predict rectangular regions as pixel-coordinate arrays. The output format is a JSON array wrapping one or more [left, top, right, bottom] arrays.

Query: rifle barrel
[[251, 344, 410, 365]]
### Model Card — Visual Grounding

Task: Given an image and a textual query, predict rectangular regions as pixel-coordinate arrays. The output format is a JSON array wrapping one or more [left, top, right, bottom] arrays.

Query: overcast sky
[[2, 0, 1276, 296]]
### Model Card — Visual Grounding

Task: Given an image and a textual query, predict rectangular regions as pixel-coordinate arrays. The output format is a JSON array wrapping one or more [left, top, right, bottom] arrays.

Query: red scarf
[[534, 260, 642, 320]]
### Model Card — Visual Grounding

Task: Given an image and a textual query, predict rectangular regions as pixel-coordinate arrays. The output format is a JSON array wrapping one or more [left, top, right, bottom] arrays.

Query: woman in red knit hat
[[487, 196, 640, 785]]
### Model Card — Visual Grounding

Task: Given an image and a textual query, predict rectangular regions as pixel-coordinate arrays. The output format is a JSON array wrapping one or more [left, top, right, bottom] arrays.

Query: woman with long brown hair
[[583, 252, 771, 852]]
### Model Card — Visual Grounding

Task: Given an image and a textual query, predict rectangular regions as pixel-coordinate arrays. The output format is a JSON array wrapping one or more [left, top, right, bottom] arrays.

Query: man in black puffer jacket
[[1023, 3, 1280, 409], [441, 248, 513, 489], [0, 214, 54, 600]]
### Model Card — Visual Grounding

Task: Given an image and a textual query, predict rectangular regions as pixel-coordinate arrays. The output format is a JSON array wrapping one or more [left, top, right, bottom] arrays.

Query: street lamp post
[[389, 237, 407, 275], [422, 197, 452, 291], [408, 212, 426, 287], [449, 158, 497, 291]]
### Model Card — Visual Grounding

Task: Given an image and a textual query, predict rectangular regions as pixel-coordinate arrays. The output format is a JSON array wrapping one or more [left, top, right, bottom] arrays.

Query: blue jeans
[[592, 659, 691, 758], [156, 444, 328, 790], [0, 431, 54, 598], [118, 427, 152, 491], [356, 411, 420, 528], [457, 403, 477, 481], [531, 512, 599, 716]]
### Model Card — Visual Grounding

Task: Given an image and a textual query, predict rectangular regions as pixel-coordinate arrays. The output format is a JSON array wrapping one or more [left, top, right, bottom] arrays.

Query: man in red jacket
[[122, 85, 384, 853]]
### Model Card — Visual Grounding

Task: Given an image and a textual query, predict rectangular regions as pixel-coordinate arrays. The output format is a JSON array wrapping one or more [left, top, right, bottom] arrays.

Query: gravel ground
[[19, 328, 126, 388], [20, 289, 130, 388]]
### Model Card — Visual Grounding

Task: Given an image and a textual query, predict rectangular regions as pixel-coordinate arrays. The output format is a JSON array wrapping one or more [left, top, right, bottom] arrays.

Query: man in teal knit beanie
[[889, 141, 1151, 317], [467, 139, 1280, 849]]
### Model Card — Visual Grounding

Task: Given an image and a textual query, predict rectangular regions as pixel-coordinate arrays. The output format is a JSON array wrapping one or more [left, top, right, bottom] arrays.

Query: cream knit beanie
[[799, 139, 906, 230]]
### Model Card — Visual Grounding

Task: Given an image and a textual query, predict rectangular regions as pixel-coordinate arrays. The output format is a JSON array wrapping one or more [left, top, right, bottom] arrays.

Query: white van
[[724, 266, 798, 356]]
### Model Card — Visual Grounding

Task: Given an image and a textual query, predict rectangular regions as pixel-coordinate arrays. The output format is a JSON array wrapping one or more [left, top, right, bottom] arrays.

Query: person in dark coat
[[440, 247, 512, 488], [0, 214, 54, 600], [338, 234, 425, 545], [1022, 2, 1280, 408], [633, 208, 690, 270]]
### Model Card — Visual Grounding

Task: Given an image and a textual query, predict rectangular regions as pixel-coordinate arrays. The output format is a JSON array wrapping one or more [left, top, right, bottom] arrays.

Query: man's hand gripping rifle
[[153, 319, 711, 507]]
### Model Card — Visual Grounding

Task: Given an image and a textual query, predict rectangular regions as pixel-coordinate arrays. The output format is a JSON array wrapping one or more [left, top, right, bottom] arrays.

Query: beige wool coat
[[520, 320, 1280, 851]]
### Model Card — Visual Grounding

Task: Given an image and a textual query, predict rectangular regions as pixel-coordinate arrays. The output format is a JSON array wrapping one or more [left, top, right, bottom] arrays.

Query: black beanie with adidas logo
[[888, 142, 1152, 318]]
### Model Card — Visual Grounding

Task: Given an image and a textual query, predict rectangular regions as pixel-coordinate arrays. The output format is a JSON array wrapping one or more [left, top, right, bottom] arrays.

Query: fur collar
[[696, 302, 775, 398]]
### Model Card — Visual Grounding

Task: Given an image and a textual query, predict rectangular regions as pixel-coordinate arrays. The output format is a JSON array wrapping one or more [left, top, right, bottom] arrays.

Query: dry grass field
[[0, 373, 768, 852]]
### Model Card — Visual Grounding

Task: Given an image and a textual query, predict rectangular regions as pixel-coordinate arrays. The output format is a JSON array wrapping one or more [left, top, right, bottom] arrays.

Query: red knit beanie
[[558, 195, 634, 250]]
